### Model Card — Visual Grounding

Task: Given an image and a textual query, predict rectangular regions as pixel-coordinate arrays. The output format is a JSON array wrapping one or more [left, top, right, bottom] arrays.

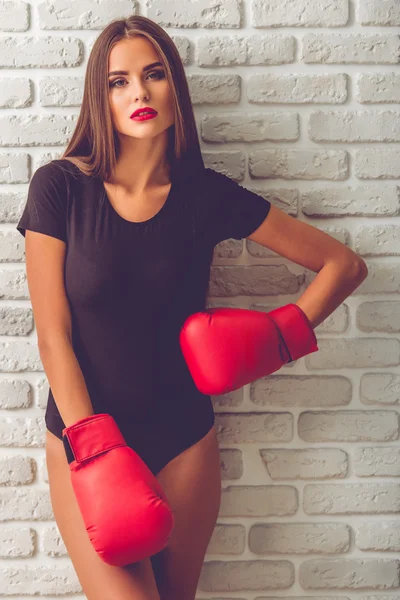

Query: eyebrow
[[108, 62, 163, 77]]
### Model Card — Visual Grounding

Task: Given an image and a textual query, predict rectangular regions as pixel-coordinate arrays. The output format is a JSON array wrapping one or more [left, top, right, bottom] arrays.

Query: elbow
[[352, 258, 368, 281], [338, 257, 368, 285], [324, 256, 368, 281]]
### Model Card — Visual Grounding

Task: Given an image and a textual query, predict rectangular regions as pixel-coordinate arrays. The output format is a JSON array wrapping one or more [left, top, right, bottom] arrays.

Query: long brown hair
[[60, 15, 204, 182]]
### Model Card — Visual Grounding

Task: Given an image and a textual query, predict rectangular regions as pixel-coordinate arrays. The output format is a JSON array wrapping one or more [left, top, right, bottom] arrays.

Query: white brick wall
[[1, 0, 399, 597]]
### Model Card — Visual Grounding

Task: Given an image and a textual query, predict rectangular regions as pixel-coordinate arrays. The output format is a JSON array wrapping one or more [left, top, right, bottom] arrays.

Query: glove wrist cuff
[[269, 303, 318, 361], [62, 414, 126, 465]]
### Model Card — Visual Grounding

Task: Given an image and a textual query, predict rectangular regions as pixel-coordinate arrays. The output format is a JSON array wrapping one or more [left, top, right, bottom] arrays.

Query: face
[[107, 36, 175, 143]]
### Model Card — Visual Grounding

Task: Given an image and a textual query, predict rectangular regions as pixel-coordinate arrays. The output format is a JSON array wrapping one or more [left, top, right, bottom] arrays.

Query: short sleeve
[[204, 168, 272, 245], [16, 161, 68, 243]]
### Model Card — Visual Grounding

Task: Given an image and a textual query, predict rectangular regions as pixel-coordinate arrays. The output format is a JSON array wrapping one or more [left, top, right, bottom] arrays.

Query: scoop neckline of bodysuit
[[99, 177, 174, 225]]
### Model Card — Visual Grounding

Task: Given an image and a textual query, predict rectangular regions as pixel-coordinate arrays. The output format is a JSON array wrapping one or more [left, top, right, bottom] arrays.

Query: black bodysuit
[[16, 159, 271, 475]]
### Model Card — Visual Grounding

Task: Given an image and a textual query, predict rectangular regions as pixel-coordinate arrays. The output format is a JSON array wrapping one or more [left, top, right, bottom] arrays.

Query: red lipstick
[[130, 107, 158, 121]]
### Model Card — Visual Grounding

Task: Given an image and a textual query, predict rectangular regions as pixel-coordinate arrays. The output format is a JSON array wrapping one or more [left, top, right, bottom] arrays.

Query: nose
[[131, 78, 150, 102]]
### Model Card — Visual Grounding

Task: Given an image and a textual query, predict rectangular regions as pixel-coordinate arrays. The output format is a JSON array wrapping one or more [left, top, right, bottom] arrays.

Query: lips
[[130, 107, 157, 118]]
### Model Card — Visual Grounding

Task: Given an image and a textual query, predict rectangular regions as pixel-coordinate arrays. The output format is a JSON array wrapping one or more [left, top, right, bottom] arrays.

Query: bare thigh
[[45, 429, 160, 600], [151, 424, 222, 600]]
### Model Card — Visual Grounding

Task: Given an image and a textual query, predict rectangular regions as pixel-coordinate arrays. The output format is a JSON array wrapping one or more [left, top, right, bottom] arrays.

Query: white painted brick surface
[[37, 0, 137, 30], [299, 557, 400, 589], [309, 110, 400, 142], [0, 78, 32, 109], [249, 149, 349, 180], [0, 0, 29, 31], [355, 148, 400, 179], [202, 112, 299, 141], [301, 185, 400, 216], [0, 36, 83, 67], [197, 35, 295, 66], [357, 0, 400, 26], [247, 73, 348, 103], [253, 0, 349, 27], [2, 0, 399, 596], [302, 34, 400, 64], [356, 72, 400, 103], [249, 522, 350, 553]]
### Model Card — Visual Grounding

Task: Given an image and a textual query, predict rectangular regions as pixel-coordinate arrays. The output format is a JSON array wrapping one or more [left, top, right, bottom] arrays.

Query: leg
[[150, 424, 221, 600], [45, 429, 160, 600]]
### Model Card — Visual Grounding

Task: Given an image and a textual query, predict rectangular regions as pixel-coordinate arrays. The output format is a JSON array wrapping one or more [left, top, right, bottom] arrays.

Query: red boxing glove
[[179, 304, 318, 395], [62, 413, 174, 566]]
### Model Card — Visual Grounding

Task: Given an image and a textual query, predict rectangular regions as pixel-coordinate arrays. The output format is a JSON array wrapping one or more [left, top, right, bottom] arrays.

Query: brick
[[211, 388, 244, 409], [0, 306, 33, 336], [0, 114, 78, 147], [299, 557, 400, 589], [306, 338, 400, 368], [187, 74, 240, 104], [0, 416, 45, 447], [0, 528, 35, 558], [38, 0, 137, 29], [309, 110, 400, 142], [251, 375, 352, 407], [203, 151, 245, 181], [356, 520, 400, 551], [354, 447, 400, 477], [252, 0, 348, 27], [220, 448, 243, 480], [357, 301, 400, 332], [358, 0, 400, 26], [0, 489, 52, 520], [0, 77, 31, 108], [214, 238, 243, 259], [40, 76, 83, 106], [304, 483, 400, 514], [298, 410, 399, 441], [0, 36, 82, 68], [353, 262, 400, 293], [249, 522, 350, 553], [259, 448, 348, 479], [199, 559, 294, 592], [355, 149, 400, 179], [356, 225, 400, 255], [215, 412, 293, 443], [0, 379, 32, 409], [0, 269, 29, 300], [198, 35, 295, 66], [0, 0, 29, 31], [42, 527, 68, 557], [1, 565, 81, 595], [303, 33, 400, 63], [0, 455, 34, 484], [202, 112, 299, 142], [360, 373, 400, 404], [301, 185, 400, 216], [147, 0, 241, 27], [249, 149, 349, 180], [0, 152, 30, 183], [356, 73, 400, 103], [207, 524, 246, 554], [248, 73, 347, 103], [220, 486, 298, 517]]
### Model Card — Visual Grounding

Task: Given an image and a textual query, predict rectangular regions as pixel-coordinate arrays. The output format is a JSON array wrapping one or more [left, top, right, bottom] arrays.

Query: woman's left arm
[[247, 204, 369, 329]]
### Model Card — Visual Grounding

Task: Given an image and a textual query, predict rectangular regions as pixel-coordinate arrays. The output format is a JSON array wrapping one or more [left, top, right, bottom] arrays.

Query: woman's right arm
[[24, 229, 94, 427]]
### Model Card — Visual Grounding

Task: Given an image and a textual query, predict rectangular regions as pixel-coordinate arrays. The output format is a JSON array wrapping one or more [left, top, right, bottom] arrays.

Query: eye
[[148, 70, 165, 80], [109, 79, 125, 88], [109, 70, 165, 88]]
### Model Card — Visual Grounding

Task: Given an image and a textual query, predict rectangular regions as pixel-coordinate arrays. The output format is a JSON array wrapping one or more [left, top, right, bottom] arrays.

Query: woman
[[16, 15, 368, 600]]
